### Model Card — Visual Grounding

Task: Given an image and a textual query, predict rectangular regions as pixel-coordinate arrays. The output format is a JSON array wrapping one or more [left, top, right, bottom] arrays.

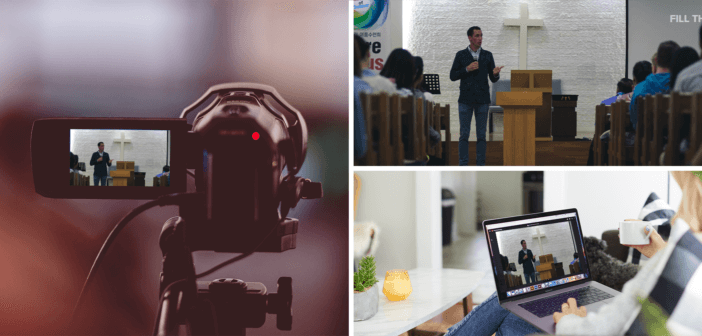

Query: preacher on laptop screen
[[484, 210, 590, 301]]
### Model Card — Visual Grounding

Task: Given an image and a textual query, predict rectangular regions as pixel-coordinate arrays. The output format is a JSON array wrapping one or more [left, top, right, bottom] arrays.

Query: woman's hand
[[553, 298, 587, 323], [619, 219, 667, 258]]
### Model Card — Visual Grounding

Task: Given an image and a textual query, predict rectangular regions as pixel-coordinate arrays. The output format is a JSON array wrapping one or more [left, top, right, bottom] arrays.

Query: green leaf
[[353, 255, 379, 292], [636, 296, 672, 336]]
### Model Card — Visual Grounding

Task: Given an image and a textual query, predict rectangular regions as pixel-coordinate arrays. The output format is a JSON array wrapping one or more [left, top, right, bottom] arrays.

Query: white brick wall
[[70, 129, 169, 186], [406, 0, 626, 136], [496, 221, 578, 282]]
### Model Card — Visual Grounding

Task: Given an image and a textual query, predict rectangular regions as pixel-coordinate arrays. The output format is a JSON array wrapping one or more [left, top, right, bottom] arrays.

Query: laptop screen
[[483, 209, 591, 302]]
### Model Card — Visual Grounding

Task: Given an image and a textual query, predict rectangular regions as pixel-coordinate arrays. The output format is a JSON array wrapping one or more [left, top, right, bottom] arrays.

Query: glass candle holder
[[382, 269, 412, 301]]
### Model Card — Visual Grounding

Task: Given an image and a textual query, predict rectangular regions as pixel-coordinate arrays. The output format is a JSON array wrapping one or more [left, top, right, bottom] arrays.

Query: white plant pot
[[354, 283, 379, 321]]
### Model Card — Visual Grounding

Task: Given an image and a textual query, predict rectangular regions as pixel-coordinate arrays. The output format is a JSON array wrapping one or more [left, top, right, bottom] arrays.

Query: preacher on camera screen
[[69, 129, 171, 187]]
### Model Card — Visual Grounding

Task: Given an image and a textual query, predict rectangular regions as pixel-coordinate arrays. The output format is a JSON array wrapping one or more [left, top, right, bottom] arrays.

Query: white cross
[[113, 131, 132, 161], [532, 227, 546, 255], [504, 3, 544, 70]]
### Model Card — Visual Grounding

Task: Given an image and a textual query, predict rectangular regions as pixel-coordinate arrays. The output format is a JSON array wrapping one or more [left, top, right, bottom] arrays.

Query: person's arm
[[554, 248, 667, 335], [518, 251, 524, 265], [620, 219, 667, 258], [488, 53, 500, 83], [449, 52, 467, 81], [531, 250, 536, 262], [89, 153, 97, 166], [106, 153, 112, 166]]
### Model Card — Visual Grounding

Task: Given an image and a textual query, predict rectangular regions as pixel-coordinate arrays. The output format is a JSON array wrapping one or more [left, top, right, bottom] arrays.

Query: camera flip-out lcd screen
[[32, 118, 190, 199], [69, 129, 171, 187]]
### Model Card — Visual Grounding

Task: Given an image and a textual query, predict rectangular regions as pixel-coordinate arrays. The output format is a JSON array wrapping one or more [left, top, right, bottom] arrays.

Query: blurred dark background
[[0, 1, 348, 335]]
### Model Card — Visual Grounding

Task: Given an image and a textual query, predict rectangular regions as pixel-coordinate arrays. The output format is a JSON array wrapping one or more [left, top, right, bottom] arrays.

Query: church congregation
[[354, 2, 702, 167]]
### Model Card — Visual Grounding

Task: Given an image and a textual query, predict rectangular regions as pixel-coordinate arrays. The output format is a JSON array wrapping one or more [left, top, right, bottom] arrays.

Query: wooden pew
[[688, 92, 702, 165], [358, 92, 453, 165], [400, 96, 419, 161], [389, 94, 404, 165], [440, 104, 453, 165], [593, 104, 609, 165], [665, 92, 694, 166], [634, 96, 645, 165], [641, 94, 655, 166], [651, 94, 670, 165], [609, 101, 631, 165]]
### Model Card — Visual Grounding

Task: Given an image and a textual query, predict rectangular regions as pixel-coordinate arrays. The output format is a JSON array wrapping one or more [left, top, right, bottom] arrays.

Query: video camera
[[32, 83, 322, 334]]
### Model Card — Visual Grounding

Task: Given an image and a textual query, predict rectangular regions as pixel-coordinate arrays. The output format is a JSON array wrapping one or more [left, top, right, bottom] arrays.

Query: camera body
[[32, 83, 319, 253]]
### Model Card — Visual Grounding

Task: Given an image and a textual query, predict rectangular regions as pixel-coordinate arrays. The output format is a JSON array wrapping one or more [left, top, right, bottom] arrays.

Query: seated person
[[673, 22, 702, 93], [669, 46, 700, 91], [379, 48, 416, 97], [70, 152, 79, 173], [569, 252, 579, 266], [630, 41, 680, 130], [354, 36, 369, 160], [601, 78, 633, 105], [445, 171, 702, 336], [155, 165, 170, 186], [411, 56, 441, 147], [354, 34, 396, 94], [617, 61, 653, 103]]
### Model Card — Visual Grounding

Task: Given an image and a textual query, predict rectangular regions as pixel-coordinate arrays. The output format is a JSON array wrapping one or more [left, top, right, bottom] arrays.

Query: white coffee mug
[[619, 221, 653, 245]]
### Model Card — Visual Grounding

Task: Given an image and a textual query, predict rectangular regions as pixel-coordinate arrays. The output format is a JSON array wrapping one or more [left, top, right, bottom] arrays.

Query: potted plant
[[354, 255, 379, 321]]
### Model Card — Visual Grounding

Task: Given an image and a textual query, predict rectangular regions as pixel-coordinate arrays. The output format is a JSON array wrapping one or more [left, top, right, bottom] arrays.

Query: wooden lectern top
[[511, 70, 553, 93], [110, 170, 132, 178], [496, 92, 543, 106]]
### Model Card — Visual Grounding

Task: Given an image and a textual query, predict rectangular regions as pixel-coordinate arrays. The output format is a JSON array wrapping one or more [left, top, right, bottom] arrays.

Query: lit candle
[[382, 269, 412, 301]]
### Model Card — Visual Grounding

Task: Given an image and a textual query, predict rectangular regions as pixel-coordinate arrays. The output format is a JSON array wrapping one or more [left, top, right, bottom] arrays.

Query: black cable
[[195, 218, 283, 279], [152, 278, 189, 336], [69, 193, 192, 331]]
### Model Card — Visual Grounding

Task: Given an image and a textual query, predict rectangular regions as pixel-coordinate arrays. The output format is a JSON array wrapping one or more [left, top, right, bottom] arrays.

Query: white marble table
[[354, 268, 486, 336]]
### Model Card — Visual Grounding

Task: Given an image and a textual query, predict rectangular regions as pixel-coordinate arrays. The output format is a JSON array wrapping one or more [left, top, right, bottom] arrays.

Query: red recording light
[[252, 132, 260, 140]]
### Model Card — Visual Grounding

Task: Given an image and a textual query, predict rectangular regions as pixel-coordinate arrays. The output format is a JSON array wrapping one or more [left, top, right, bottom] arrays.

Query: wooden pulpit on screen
[[511, 70, 552, 139], [496, 92, 542, 165], [110, 161, 135, 186]]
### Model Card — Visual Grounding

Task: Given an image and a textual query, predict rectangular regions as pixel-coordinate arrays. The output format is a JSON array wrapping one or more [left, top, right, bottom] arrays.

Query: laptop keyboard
[[518, 287, 614, 318]]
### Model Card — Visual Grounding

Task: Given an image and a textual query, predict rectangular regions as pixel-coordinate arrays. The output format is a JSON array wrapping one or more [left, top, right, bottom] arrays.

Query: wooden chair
[[665, 92, 693, 166], [687, 92, 702, 165], [651, 94, 670, 165]]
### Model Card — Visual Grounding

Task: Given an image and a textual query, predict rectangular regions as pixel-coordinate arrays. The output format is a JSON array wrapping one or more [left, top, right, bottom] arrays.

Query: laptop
[[482, 209, 621, 334]]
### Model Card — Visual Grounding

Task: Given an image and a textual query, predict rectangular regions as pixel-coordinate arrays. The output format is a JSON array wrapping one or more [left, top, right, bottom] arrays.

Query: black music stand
[[422, 74, 441, 95]]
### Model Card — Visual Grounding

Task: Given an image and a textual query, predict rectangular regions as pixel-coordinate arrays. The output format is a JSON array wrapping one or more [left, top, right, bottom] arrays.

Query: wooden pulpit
[[496, 92, 542, 165], [110, 161, 135, 186], [511, 70, 553, 139], [110, 170, 131, 186]]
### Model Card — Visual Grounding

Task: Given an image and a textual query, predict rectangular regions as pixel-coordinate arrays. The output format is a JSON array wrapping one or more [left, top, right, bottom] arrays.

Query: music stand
[[422, 74, 441, 95]]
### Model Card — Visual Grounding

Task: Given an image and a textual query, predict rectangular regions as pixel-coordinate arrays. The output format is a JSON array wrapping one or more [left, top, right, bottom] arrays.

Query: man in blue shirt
[[630, 41, 680, 130]]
